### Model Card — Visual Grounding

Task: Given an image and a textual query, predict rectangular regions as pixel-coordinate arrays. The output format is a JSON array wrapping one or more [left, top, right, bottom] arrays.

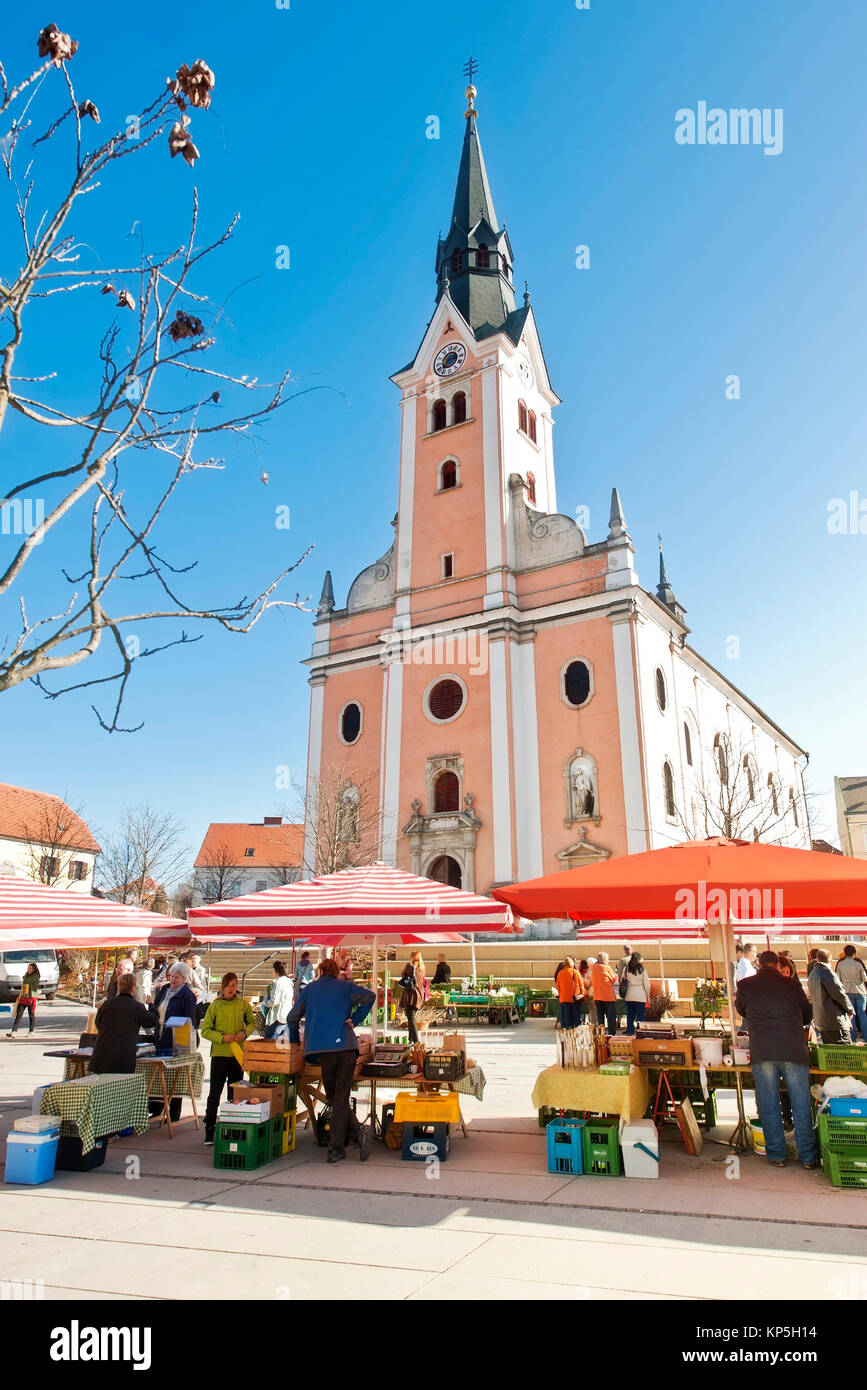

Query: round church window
[[340, 702, 362, 744], [427, 678, 465, 723]]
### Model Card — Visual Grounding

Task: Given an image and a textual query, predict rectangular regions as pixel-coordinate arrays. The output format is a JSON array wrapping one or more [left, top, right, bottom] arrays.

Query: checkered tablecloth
[[136, 1053, 204, 1099], [61, 1053, 204, 1098], [40, 1074, 149, 1153], [350, 1065, 487, 1102]]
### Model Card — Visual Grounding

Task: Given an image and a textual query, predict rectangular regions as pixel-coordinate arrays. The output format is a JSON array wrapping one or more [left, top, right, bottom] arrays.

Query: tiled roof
[[194, 821, 304, 869], [0, 782, 100, 853], [838, 777, 867, 816]]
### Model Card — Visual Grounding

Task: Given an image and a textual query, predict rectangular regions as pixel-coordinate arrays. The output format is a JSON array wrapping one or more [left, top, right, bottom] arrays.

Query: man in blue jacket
[[287, 957, 375, 1164]]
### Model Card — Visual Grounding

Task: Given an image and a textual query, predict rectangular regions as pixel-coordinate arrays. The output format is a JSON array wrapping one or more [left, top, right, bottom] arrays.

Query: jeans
[[320, 1049, 361, 1156], [597, 1001, 618, 1035], [751, 1059, 818, 1164], [558, 1001, 578, 1029], [10, 1000, 35, 1033], [205, 1055, 244, 1131], [847, 995, 867, 1041], [625, 1001, 646, 1035]]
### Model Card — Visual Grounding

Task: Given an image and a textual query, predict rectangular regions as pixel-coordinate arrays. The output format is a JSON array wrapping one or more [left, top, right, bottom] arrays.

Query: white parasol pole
[[657, 939, 664, 997], [371, 935, 379, 1049], [470, 932, 478, 986]]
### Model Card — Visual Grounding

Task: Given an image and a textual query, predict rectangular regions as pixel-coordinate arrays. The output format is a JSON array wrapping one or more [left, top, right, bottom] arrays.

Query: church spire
[[435, 71, 517, 335], [317, 570, 335, 619], [655, 540, 687, 624]]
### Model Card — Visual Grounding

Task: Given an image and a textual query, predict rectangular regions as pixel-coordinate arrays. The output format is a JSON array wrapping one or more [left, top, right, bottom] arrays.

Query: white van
[[0, 949, 60, 1002]]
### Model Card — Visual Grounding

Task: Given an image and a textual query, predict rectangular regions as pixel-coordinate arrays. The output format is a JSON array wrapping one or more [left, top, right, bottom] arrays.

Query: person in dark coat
[[736, 950, 818, 1170], [90, 975, 158, 1073], [807, 950, 854, 1044], [153, 962, 199, 1052]]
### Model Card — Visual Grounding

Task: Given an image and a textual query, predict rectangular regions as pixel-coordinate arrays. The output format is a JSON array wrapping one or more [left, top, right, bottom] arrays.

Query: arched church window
[[683, 722, 693, 767], [340, 702, 362, 745], [563, 660, 591, 708], [714, 733, 729, 786], [518, 400, 528, 434], [528, 410, 537, 444], [744, 755, 757, 803], [452, 391, 467, 425], [439, 459, 458, 491], [434, 771, 460, 813], [451, 250, 462, 275], [526, 471, 536, 505], [432, 399, 447, 432], [663, 761, 676, 819], [477, 243, 490, 268], [789, 788, 799, 827], [655, 667, 667, 712], [429, 855, 462, 889], [768, 774, 779, 817]]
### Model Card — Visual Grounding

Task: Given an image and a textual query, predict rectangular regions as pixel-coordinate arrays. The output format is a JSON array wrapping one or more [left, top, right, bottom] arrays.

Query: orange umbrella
[[492, 838, 867, 924]]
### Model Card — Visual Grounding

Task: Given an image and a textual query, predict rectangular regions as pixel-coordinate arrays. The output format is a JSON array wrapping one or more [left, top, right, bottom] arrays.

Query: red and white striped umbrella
[[188, 862, 516, 938], [0, 876, 190, 948], [303, 931, 468, 948]]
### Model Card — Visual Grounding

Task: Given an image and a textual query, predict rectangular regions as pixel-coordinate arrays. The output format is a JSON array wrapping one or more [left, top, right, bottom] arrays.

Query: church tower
[[303, 81, 810, 905]]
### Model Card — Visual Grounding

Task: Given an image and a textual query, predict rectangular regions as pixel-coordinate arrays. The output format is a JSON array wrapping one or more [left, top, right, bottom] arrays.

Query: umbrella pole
[[470, 932, 477, 987], [371, 935, 379, 1049], [720, 919, 749, 1151], [92, 948, 98, 1009], [657, 939, 664, 998]]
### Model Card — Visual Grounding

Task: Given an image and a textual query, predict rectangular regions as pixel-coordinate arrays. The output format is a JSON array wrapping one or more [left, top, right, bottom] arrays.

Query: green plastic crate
[[214, 1119, 274, 1171], [821, 1144, 867, 1188], [581, 1117, 622, 1176], [246, 1073, 298, 1111], [814, 1044, 867, 1074], [818, 1112, 867, 1152]]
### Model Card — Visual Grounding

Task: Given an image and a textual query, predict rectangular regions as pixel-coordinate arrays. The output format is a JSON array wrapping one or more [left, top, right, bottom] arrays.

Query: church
[[303, 82, 810, 919]]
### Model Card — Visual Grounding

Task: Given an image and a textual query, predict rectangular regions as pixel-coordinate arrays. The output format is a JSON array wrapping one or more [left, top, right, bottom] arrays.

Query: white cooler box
[[620, 1120, 660, 1179]]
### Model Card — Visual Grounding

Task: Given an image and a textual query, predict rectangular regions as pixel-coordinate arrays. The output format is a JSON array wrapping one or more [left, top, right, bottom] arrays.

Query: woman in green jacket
[[201, 972, 256, 1145]]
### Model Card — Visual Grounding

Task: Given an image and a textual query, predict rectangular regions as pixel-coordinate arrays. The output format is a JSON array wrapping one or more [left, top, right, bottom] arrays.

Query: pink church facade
[[303, 88, 810, 912]]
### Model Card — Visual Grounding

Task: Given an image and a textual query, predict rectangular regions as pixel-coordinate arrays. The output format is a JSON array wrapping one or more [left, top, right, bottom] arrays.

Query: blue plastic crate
[[827, 1097, 867, 1118], [546, 1117, 585, 1175], [5, 1132, 58, 1185]]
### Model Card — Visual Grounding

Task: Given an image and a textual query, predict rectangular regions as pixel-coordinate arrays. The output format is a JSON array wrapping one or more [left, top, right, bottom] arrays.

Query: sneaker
[[5, 1032, 14, 1039], [355, 1125, 372, 1162], [203, 1128, 215, 1147], [327, 1147, 346, 1165], [769, 1159, 786, 1168]]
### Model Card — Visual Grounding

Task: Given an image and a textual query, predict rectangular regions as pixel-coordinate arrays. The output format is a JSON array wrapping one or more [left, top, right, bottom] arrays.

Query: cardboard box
[[231, 1082, 287, 1116], [633, 1037, 694, 1066], [442, 1032, 467, 1056]]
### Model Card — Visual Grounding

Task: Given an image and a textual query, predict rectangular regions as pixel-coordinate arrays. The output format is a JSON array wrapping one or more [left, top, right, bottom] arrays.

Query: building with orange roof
[[0, 782, 100, 892], [192, 816, 304, 905]]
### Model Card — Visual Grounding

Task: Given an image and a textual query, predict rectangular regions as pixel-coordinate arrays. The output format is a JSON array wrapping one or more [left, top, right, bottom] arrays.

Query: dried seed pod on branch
[[170, 60, 215, 110], [168, 119, 199, 167], [37, 23, 78, 67], [77, 100, 100, 123], [167, 309, 205, 342]]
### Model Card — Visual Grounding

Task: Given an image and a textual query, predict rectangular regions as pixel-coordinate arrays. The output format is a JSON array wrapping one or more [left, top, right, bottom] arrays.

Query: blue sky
[[2, 0, 865, 870]]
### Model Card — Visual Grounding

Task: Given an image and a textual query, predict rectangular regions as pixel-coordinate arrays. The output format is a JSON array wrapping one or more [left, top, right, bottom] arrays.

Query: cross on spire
[[463, 56, 479, 84]]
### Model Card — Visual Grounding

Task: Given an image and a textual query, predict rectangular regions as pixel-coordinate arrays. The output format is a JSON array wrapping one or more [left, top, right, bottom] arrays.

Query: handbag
[[618, 973, 629, 1001]]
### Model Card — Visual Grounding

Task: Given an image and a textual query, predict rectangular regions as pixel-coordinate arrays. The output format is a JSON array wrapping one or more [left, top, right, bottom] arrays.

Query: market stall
[[38, 1073, 150, 1160]]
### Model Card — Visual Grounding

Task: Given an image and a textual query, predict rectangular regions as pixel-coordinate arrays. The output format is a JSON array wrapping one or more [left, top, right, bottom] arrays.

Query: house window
[[67, 859, 87, 881], [518, 400, 528, 434], [439, 459, 458, 491], [244, 848, 255, 858], [427, 678, 465, 722], [340, 701, 362, 745], [451, 250, 462, 275], [434, 771, 460, 813], [683, 723, 693, 767], [655, 668, 667, 712], [432, 399, 447, 432], [428, 854, 462, 888], [442, 552, 454, 580], [39, 856, 59, 880], [714, 734, 729, 786], [768, 774, 779, 817], [789, 789, 799, 827], [744, 756, 756, 803], [563, 660, 591, 708], [663, 761, 676, 819], [476, 243, 490, 268], [452, 391, 467, 425], [528, 410, 537, 444], [526, 471, 536, 505]]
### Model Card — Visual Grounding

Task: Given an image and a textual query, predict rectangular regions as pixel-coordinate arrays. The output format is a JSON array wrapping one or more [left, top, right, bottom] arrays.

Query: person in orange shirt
[[556, 955, 584, 1029], [590, 952, 619, 1035]]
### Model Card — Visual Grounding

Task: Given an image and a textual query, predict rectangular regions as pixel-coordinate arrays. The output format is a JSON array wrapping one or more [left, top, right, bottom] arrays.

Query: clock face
[[517, 356, 534, 388], [434, 342, 467, 378]]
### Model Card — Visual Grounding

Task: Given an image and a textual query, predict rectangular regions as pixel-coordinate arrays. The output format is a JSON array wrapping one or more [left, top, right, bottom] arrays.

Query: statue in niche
[[569, 759, 596, 819]]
